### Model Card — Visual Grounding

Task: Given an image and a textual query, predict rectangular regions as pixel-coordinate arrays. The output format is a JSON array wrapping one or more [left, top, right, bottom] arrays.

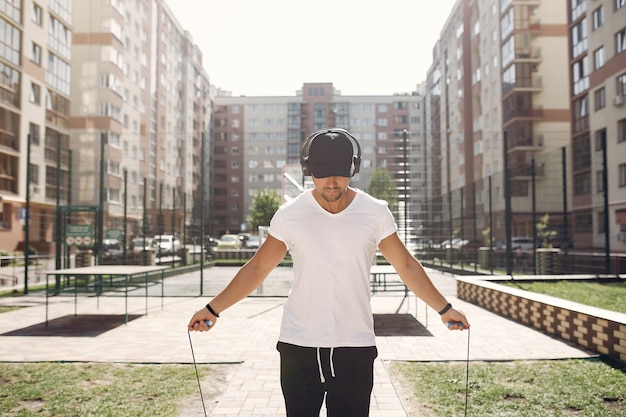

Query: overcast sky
[[166, 0, 458, 97]]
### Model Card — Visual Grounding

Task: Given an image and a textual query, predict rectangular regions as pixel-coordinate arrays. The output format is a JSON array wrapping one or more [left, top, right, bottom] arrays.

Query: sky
[[166, 0, 458, 97]]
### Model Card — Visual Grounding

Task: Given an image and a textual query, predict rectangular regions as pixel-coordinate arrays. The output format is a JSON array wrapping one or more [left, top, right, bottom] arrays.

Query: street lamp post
[[403, 129, 409, 246]]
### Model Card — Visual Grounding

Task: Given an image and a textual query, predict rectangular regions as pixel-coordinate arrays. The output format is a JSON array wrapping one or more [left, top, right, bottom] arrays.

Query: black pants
[[276, 342, 378, 417]]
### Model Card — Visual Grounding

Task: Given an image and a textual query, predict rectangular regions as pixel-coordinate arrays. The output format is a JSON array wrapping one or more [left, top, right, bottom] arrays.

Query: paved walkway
[[0, 267, 594, 416]]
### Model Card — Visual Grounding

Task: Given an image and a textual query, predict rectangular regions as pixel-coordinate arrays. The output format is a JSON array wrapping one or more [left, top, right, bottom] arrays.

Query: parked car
[[102, 239, 123, 259], [246, 236, 261, 249], [406, 236, 433, 254], [216, 234, 242, 250], [511, 237, 536, 250], [131, 237, 153, 252], [152, 234, 182, 255]]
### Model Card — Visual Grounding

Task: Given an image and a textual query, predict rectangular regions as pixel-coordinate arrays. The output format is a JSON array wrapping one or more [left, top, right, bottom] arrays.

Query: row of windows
[[231, 102, 416, 115]]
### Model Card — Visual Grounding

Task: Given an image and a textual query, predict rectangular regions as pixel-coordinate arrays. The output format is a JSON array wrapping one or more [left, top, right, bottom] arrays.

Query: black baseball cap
[[307, 130, 356, 178]]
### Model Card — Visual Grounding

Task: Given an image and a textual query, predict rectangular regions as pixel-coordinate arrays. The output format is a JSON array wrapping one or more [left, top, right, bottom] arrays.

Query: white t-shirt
[[269, 187, 397, 347]]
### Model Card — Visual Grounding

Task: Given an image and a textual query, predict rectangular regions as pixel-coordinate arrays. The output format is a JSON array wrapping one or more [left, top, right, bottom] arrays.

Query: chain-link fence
[[416, 143, 625, 276]]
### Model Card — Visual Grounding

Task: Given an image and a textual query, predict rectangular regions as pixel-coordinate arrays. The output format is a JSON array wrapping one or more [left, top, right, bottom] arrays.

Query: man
[[188, 128, 470, 416]]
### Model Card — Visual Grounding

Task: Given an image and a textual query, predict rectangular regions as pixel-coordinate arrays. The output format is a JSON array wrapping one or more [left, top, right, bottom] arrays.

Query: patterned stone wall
[[456, 277, 626, 364]]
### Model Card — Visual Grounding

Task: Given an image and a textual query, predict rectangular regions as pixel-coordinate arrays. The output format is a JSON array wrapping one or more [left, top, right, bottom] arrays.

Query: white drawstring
[[316, 347, 325, 383], [316, 347, 336, 383]]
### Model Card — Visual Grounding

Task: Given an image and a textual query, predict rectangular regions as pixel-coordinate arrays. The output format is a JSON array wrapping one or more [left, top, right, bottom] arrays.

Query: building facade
[[568, 0, 626, 249], [0, 0, 72, 254], [0, 0, 211, 256], [211, 83, 425, 237]]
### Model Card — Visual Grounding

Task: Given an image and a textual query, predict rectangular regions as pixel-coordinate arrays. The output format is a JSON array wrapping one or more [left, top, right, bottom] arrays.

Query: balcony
[[509, 162, 545, 179], [514, 47, 541, 63], [503, 75, 543, 96], [507, 134, 545, 153]]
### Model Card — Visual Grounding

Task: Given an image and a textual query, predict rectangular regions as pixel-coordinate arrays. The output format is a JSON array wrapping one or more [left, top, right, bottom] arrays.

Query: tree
[[247, 189, 282, 233], [367, 168, 398, 212], [536, 213, 557, 248]]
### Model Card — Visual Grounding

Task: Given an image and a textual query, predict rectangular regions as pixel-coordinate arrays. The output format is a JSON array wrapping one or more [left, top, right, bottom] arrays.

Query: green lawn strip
[[501, 280, 626, 314], [394, 358, 626, 417], [0, 362, 210, 417]]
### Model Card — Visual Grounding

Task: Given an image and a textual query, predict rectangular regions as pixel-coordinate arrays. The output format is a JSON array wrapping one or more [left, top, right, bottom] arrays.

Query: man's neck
[[312, 187, 356, 214]]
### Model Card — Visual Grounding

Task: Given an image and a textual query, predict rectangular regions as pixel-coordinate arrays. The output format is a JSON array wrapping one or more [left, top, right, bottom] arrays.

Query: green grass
[[501, 280, 626, 314], [0, 362, 211, 417], [394, 358, 626, 417]]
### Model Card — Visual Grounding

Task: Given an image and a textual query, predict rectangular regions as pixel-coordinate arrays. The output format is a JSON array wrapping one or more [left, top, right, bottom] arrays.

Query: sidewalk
[[0, 267, 594, 416]]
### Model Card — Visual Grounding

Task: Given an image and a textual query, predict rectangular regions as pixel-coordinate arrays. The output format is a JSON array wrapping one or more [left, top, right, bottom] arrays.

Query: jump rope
[[188, 320, 213, 417], [188, 320, 470, 417]]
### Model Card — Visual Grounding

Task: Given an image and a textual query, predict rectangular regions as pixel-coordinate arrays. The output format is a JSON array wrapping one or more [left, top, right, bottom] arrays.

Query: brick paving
[[0, 267, 594, 416]]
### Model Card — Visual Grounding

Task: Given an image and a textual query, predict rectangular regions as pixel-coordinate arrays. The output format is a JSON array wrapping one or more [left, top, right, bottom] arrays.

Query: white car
[[132, 237, 153, 252], [511, 237, 536, 250], [152, 235, 182, 255]]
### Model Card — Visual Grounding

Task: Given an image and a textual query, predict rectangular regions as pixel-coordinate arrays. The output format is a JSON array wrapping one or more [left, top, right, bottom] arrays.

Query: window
[[571, 18, 588, 58], [0, 203, 10, 229], [592, 6, 604, 30], [618, 73, 626, 96], [620, 164, 626, 187], [574, 172, 592, 195], [618, 28, 626, 54], [594, 128, 606, 151], [29, 82, 41, 104], [594, 87, 605, 110], [594, 47, 605, 70], [574, 210, 592, 232], [29, 123, 40, 145], [29, 163, 39, 186], [618, 0, 626, 10], [0, 18, 21, 65], [32, 42, 41, 65], [572, 56, 590, 95], [32, 3, 42, 25], [618, 118, 626, 143]]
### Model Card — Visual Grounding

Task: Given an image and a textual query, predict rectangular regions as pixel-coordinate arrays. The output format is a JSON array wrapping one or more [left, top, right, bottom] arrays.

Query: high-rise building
[[568, 0, 626, 248], [0, 0, 72, 254], [211, 83, 425, 237], [425, 0, 572, 246], [70, 0, 211, 249]]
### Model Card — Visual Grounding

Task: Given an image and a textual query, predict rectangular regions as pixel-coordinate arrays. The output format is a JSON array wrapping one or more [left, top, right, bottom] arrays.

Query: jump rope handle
[[205, 320, 214, 327], [447, 321, 465, 329]]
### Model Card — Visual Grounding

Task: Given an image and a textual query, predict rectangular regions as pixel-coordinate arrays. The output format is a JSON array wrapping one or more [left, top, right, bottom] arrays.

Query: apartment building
[[425, 0, 572, 245], [568, 0, 626, 249], [0, 0, 72, 253], [211, 83, 425, 237], [0, 0, 211, 257], [70, 0, 211, 246]]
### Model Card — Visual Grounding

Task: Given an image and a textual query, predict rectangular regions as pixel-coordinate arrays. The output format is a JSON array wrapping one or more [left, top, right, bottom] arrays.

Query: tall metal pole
[[65, 150, 72, 269], [123, 168, 128, 264], [183, 191, 187, 265], [55, 132, 62, 271], [158, 181, 163, 260], [504, 131, 512, 275], [24, 134, 32, 294], [172, 187, 176, 236], [403, 129, 409, 246], [142, 180, 147, 265], [200, 132, 205, 294], [97, 132, 105, 266], [600, 137, 610, 273], [531, 159, 537, 275]]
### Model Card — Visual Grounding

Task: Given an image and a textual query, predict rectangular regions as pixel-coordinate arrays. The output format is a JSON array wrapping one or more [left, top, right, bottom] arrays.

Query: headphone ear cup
[[300, 135, 313, 176], [352, 155, 361, 176], [301, 156, 310, 176]]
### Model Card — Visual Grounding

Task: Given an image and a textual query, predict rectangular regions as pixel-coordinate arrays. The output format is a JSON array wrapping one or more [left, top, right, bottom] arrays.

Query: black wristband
[[206, 303, 220, 317], [438, 303, 452, 315]]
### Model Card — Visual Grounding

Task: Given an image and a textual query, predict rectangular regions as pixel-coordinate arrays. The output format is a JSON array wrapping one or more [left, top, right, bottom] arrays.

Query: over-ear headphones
[[300, 128, 362, 177]]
